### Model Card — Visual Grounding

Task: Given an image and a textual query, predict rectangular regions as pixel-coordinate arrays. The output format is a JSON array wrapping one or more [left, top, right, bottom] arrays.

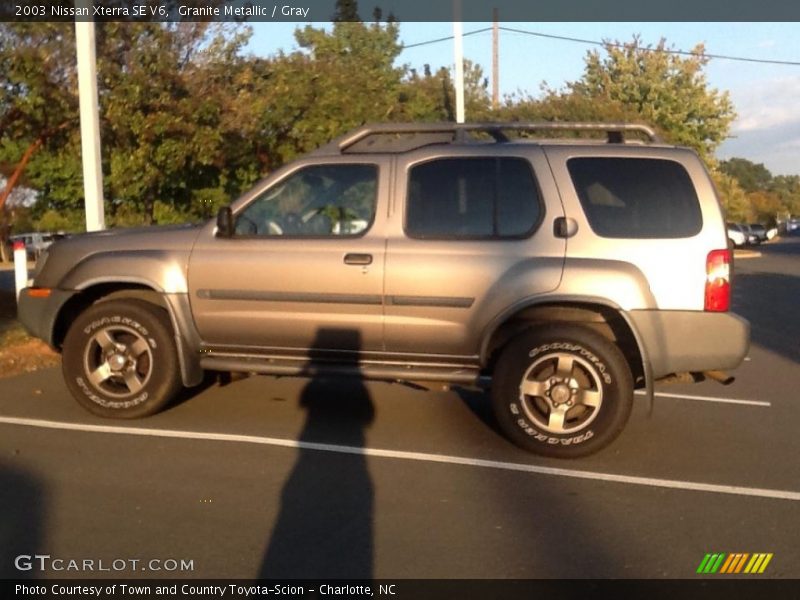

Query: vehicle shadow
[[732, 271, 800, 364], [0, 462, 44, 579], [259, 329, 375, 579]]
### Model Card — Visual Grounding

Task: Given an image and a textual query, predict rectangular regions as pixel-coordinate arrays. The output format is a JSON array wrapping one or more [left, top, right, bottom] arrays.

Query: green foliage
[[719, 158, 773, 193], [770, 175, 800, 216], [567, 37, 735, 160], [33, 208, 85, 232], [396, 60, 491, 122], [497, 91, 637, 129], [2, 20, 795, 236], [713, 162, 800, 225], [711, 171, 752, 222]]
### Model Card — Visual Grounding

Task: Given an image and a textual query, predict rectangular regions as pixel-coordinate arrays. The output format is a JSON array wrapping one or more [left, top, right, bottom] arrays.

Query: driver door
[[188, 159, 388, 353]]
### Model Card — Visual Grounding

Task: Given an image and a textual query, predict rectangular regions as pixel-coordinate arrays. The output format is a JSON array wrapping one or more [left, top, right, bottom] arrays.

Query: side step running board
[[199, 355, 481, 385]]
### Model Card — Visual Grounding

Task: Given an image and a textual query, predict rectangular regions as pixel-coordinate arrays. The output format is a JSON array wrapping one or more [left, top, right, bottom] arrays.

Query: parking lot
[[1, 236, 798, 581]]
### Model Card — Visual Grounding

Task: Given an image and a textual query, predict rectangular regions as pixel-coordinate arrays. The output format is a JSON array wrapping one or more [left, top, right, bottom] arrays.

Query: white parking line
[[635, 391, 770, 408], [1, 416, 798, 502]]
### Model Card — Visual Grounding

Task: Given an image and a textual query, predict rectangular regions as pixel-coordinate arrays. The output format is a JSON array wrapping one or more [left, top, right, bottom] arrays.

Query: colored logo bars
[[697, 553, 773, 574]]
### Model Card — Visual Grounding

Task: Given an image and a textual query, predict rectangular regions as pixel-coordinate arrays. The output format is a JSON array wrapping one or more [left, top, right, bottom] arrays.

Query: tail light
[[705, 249, 731, 312]]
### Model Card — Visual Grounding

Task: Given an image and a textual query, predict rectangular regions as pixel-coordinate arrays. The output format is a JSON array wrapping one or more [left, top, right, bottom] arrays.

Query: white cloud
[[718, 120, 800, 175], [730, 76, 800, 133], [718, 76, 800, 174]]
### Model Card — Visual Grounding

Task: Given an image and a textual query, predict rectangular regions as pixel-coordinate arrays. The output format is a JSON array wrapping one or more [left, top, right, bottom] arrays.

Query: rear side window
[[567, 157, 702, 239], [406, 157, 542, 239]]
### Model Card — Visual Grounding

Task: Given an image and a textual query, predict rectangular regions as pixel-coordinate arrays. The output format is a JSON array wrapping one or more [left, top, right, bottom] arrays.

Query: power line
[[499, 26, 800, 67], [402, 27, 491, 49], [403, 25, 800, 67]]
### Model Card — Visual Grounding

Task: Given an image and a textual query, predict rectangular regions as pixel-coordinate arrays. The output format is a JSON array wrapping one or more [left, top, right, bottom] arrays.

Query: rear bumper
[[627, 310, 750, 379], [16, 288, 77, 348]]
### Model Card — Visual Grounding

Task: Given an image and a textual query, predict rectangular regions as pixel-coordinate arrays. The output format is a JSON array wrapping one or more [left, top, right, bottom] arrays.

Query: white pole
[[75, 14, 106, 232], [453, 1, 465, 123], [13, 240, 28, 300]]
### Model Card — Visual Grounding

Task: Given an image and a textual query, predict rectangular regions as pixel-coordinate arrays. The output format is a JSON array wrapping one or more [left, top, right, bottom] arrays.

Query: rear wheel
[[62, 299, 182, 418], [491, 325, 634, 458]]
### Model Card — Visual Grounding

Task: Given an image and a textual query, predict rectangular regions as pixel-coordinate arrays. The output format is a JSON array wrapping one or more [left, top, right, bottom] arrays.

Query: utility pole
[[453, 0, 465, 123], [492, 8, 499, 110], [75, 8, 105, 232]]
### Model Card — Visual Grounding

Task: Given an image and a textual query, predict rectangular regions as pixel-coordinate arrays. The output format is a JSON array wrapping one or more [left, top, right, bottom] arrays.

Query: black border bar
[[5, 579, 800, 599], [4, 0, 800, 23]]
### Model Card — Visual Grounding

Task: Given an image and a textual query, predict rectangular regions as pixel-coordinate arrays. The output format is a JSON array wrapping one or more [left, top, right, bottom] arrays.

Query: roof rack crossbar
[[337, 122, 661, 152]]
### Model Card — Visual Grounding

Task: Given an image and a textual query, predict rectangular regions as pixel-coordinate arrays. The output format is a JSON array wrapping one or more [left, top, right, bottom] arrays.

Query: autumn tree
[[567, 36, 735, 160], [0, 24, 80, 252], [397, 60, 491, 122], [711, 171, 752, 223], [719, 158, 773, 193]]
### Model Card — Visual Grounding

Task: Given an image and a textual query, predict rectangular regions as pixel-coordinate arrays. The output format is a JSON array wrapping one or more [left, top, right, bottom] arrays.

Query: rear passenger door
[[383, 147, 566, 359]]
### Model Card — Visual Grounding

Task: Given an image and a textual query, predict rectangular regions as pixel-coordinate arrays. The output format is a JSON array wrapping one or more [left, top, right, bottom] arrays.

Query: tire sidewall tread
[[62, 299, 181, 419], [492, 325, 634, 458]]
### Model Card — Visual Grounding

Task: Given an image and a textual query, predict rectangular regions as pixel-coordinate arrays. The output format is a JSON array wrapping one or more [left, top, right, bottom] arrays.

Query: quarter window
[[234, 164, 378, 237], [405, 157, 542, 239], [567, 157, 703, 239]]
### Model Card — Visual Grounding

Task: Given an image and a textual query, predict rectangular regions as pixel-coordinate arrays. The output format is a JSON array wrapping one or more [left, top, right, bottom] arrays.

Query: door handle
[[553, 217, 578, 239], [344, 253, 373, 266]]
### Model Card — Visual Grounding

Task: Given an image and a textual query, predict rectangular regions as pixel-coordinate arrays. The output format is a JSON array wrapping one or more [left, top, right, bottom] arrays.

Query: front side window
[[234, 164, 378, 237], [405, 157, 542, 239]]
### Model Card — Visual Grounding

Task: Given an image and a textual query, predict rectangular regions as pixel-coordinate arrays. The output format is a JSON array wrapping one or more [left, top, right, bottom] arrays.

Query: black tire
[[491, 325, 634, 458], [62, 299, 182, 418]]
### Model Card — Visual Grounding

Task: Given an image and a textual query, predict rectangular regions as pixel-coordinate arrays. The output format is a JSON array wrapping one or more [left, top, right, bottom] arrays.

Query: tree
[[568, 36, 735, 160], [497, 88, 637, 129], [397, 60, 491, 122], [0, 23, 79, 250], [98, 22, 255, 224], [711, 170, 752, 223], [769, 175, 800, 218], [747, 191, 783, 226], [719, 158, 773, 193], [249, 13, 403, 166]]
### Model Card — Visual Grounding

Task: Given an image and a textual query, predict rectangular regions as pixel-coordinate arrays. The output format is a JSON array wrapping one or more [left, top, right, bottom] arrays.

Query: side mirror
[[216, 206, 233, 238]]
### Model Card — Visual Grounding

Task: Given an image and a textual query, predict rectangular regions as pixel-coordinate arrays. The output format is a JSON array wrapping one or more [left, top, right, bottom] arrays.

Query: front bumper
[[16, 288, 78, 348], [627, 310, 750, 379]]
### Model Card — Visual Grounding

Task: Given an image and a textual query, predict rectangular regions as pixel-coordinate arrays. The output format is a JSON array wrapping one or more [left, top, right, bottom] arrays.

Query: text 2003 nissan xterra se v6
[[19, 122, 750, 457]]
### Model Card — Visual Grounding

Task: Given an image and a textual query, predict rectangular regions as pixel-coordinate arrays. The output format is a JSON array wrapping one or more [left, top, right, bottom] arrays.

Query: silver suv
[[18, 122, 750, 458]]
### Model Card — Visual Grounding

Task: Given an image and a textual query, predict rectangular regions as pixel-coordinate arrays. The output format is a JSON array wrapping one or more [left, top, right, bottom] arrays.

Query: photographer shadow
[[259, 329, 375, 579], [0, 462, 44, 579]]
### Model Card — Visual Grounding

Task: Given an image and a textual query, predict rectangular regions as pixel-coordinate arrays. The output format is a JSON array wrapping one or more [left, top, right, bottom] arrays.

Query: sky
[[247, 21, 800, 176]]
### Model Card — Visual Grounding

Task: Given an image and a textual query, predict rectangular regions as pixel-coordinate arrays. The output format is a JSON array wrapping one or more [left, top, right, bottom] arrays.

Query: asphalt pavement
[[0, 237, 798, 582]]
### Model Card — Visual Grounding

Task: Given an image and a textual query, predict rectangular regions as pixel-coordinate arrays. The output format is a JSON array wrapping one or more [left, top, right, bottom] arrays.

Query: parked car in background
[[748, 224, 768, 243], [766, 227, 778, 240], [739, 224, 760, 245], [726, 223, 747, 247], [8, 232, 68, 261]]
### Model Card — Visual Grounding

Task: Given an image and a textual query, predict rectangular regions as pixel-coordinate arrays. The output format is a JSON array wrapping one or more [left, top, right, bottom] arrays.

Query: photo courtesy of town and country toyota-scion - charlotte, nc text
[[16, 3, 311, 18], [14, 583, 392, 597]]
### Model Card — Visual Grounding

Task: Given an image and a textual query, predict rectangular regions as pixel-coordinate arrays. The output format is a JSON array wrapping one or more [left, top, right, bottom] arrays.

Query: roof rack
[[333, 122, 661, 153]]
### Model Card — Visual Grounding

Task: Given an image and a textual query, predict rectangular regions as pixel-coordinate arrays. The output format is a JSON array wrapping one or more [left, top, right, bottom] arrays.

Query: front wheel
[[491, 325, 634, 458], [62, 299, 182, 418]]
